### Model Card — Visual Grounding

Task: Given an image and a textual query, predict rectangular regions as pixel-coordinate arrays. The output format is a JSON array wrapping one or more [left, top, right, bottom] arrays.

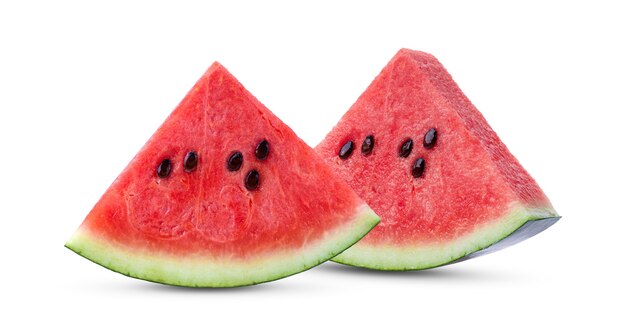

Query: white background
[[1, 1, 625, 326]]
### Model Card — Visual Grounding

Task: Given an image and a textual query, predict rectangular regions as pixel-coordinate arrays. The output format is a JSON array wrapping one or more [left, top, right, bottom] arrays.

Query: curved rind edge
[[331, 205, 559, 270], [65, 205, 380, 287]]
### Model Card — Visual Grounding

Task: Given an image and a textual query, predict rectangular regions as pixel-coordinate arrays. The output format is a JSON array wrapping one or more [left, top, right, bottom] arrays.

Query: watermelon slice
[[66, 63, 379, 287], [315, 49, 559, 270]]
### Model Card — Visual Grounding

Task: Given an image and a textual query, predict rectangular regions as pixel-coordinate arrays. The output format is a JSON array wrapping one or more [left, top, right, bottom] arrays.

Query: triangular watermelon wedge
[[66, 63, 379, 287], [316, 49, 559, 270]]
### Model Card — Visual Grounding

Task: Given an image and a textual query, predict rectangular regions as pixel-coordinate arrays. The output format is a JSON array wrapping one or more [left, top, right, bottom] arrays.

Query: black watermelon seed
[[255, 139, 270, 161], [156, 158, 172, 178], [399, 139, 413, 158], [338, 140, 354, 159], [412, 157, 425, 178], [183, 151, 198, 172], [227, 151, 243, 171], [423, 128, 437, 149], [361, 135, 374, 155], [244, 169, 260, 191]]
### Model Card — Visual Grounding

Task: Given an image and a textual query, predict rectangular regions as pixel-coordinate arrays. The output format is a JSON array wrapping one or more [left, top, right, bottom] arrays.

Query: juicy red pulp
[[316, 50, 552, 246], [80, 63, 363, 259]]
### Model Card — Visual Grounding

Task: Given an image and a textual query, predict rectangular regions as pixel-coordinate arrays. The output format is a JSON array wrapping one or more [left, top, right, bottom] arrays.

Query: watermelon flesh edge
[[332, 205, 557, 270], [316, 49, 559, 270], [66, 205, 378, 287]]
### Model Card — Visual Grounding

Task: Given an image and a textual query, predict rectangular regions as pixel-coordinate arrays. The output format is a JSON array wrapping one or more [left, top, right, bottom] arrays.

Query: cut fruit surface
[[66, 63, 379, 287], [315, 49, 559, 270]]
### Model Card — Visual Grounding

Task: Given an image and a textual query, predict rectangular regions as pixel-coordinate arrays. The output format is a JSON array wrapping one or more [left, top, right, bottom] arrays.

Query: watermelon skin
[[66, 63, 379, 287], [315, 49, 559, 270]]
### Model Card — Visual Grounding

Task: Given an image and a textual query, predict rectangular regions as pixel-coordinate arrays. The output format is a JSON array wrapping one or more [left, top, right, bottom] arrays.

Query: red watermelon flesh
[[66, 63, 379, 287], [315, 49, 559, 270]]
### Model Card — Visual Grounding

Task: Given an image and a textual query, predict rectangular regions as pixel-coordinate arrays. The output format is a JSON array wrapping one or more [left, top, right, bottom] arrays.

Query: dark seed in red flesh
[[156, 158, 172, 178], [412, 157, 425, 178], [255, 139, 270, 160], [227, 151, 243, 171], [399, 139, 413, 158], [423, 128, 437, 149], [245, 169, 260, 191], [183, 151, 198, 172], [361, 135, 374, 155], [338, 141, 354, 159]]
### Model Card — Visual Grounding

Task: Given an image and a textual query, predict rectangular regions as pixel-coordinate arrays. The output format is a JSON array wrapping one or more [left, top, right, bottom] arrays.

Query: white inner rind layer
[[332, 204, 558, 270], [65, 205, 380, 287]]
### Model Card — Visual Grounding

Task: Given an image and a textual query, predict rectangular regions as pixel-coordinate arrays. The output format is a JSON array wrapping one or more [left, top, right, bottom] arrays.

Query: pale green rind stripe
[[332, 205, 557, 270], [66, 205, 380, 287]]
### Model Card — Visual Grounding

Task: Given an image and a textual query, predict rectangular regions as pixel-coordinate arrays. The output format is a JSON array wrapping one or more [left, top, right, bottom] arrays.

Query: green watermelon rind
[[331, 205, 557, 270], [65, 205, 380, 287]]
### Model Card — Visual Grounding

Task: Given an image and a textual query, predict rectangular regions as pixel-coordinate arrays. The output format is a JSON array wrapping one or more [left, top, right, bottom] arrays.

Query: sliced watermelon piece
[[315, 49, 559, 270], [66, 63, 379, 287]]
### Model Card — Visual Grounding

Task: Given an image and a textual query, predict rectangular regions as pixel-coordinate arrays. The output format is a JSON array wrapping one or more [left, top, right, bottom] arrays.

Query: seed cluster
[[156, 152, 197, 179], [226, 138, 270, 191], [338, 128, 438, 179], [155, 139, 271, 192]]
